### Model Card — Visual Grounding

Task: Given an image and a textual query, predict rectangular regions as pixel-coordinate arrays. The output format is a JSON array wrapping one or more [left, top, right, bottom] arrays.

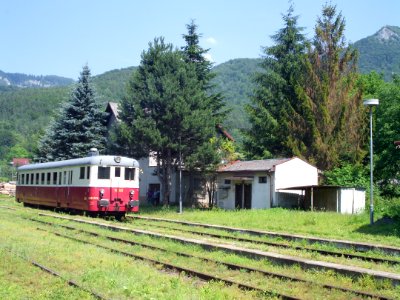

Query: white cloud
[[203, 53, 214, 62], [205, 37, 217, 45]]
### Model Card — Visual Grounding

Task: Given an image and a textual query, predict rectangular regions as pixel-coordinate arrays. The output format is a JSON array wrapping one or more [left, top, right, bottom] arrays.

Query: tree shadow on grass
[[355, 217, 400, 238]]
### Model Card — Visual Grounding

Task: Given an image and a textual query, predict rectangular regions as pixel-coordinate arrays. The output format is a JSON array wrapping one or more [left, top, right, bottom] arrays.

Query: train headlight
[[99, 189, 105, 198]]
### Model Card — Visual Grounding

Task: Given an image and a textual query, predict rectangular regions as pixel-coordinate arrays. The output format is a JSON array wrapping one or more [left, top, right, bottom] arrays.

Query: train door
[[111, 166, 122, 204]]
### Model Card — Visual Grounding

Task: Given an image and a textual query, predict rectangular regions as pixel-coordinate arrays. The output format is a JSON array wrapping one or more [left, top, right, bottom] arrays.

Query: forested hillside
[[0, 70, 74, 88], [1, 22, 400, 179], [211, 58, 261, 136], [354, 26, 400, 80]]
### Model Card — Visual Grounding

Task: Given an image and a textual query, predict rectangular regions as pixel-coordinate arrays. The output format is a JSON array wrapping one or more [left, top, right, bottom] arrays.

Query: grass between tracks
[[137, 204, 400, 247], [1, 196, 400, 299]]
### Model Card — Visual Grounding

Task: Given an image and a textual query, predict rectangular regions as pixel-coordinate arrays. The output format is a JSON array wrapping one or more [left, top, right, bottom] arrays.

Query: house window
[[259, 176, 267, 184], [224, 179, 231, 185]]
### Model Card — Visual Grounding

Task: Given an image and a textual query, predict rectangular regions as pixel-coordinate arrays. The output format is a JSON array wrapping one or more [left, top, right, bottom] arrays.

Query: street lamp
[[363, 99, 379, 225]]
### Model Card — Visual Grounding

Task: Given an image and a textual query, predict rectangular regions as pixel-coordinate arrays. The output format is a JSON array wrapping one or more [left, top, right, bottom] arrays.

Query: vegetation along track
[[36, 213, 400, 287], [128, 216, 400, 266], [30, 217, 396, 300], [3, 248, 109, 300], [128, 215, 400, 256]]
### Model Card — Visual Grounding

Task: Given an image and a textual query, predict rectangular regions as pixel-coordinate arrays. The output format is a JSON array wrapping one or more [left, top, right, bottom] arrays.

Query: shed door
[[235, 183, 252, 209]]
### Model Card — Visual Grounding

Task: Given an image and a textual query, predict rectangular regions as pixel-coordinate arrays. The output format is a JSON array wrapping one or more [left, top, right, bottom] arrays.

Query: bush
[[379, 198, 400, 220]]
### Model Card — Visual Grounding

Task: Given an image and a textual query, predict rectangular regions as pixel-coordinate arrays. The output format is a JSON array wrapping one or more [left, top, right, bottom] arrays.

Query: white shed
[[281, 185, 366, 214], [216, 157, 318, 209]]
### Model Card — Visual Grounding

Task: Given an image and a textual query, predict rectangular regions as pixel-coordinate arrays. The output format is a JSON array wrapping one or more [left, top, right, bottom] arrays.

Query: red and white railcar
[[16, 153, 140, 217]]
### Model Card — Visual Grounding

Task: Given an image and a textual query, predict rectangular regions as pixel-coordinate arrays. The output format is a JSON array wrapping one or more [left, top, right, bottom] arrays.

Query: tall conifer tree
[[298, 4, 364, 169], [37, 65, 107, 161], [118, 38, 218, 205], [244, 5, 307, 159]]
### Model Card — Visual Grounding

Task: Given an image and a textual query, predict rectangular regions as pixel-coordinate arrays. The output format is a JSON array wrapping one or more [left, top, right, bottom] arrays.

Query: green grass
[[136, 205, 400, 247]]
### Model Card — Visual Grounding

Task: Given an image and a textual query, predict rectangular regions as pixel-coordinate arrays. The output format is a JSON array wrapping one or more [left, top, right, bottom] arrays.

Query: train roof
[[17, 155, 140, 171]]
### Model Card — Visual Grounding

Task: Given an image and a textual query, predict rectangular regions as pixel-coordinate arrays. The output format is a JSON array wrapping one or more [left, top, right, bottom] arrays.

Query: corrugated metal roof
[[218, 158, 292, 172]]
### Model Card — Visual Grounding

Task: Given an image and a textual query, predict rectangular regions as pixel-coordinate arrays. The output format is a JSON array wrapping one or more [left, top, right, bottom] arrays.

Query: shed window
[[259, 176, 267, 184], [125, 168, 135, 181], [98, 167, 110, 179], [79, 167, 85, 179]]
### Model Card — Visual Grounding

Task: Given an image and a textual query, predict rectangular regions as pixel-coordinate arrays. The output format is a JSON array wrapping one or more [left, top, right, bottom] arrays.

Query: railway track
[[128, 215, 400, 256], [3, 248, 109, 300], [31, 218, 395, 300], [36, 212, 400, 287], [33, 225, 299, 299], [2, 206, 399, 298], [129, 217, 400, 265]]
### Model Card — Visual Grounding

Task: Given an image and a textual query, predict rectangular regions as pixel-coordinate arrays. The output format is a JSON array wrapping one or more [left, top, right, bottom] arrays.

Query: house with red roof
[[216, 157, 318, 209]]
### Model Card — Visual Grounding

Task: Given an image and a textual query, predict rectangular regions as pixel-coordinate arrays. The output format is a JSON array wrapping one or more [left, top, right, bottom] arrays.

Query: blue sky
[[1, 0, 399, 79]]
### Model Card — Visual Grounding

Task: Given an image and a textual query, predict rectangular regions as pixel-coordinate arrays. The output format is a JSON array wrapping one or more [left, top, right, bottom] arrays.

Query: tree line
[[5, 4, 400, 205]]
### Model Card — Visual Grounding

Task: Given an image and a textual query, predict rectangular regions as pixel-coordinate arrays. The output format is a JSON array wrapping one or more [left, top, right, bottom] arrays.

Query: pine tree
[[36, 65, 107, 161], [299, 4, 365, 169], [243, 5, 308, 159], [181, 20, 226, 122], [181, 20, 228, 206], [118, 38, 218, 205]]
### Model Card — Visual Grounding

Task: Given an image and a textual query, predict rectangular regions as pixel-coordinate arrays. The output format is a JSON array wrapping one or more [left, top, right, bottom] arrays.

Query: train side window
[[86, 166, 90, 179], [47, 173, 51, 185], [41, 173, 45, 185], [58, 172, 62, 185], [115, 167, 121, 178], [79, 167, 85, 179], [30, 174, 34, 185], [36, 173, 39, 185], [63, 171, 67, 185], [98, 167, 110, 179], [21, 174, 25, 185], [53, 172, 57, 185], [125, 168, 135, 181], [69, 171, 73, 185]]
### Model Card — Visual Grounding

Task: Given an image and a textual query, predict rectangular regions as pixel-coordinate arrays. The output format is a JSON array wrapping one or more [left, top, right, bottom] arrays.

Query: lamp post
[[179, 136, 183, 214], [363, 99, 379, 225]]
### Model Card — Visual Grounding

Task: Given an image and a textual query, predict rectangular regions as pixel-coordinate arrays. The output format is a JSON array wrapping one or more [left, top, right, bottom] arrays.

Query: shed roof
[[218, 158, 292, 172]]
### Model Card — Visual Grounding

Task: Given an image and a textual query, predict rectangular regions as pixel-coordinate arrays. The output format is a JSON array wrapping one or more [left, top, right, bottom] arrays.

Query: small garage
[[216, 157, 319, 209], [280, 185, 365, 214]]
